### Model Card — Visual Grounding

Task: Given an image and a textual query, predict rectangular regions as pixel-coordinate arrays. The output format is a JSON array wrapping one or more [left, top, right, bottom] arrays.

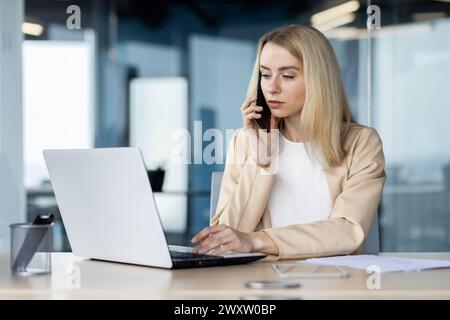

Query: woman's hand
[[191, 224, 253, 256], [191, 224, 279, 256], [240, 96, 280, 166]]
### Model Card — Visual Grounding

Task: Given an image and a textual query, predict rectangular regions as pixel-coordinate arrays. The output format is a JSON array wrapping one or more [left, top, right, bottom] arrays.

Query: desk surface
[[1, 252, 450, 299]]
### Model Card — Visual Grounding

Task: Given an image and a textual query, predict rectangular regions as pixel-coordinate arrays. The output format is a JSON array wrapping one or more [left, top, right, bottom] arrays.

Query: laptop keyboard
[[170, 250, 223, 260]]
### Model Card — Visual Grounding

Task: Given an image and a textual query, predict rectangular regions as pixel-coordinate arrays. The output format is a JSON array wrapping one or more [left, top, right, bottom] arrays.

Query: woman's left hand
[[191, 224, 253, 256]]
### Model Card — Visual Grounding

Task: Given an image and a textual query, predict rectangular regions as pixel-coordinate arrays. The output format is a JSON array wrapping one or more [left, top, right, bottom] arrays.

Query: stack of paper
[[302, 255, 450, 273]]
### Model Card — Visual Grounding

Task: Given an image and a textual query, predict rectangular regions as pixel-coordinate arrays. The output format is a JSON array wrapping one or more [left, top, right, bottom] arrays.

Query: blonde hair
[[246, 24, 356, 169]]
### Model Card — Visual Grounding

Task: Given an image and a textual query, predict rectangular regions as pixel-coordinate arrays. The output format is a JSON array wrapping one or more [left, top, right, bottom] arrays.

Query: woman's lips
[[267, 100, 284, 108]]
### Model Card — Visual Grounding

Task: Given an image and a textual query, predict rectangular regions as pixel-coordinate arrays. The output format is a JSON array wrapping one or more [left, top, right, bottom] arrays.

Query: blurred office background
[[0, 0, 449, 253]]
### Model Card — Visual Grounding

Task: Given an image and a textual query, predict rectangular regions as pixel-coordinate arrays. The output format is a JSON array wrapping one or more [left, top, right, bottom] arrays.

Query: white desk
[[1, 252, 450, 299]]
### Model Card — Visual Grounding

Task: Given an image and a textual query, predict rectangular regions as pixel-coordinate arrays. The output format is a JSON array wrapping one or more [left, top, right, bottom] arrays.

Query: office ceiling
[[116, 0, 319, 28], [25, 0, 319, 28], [24, 0, 450, 31]]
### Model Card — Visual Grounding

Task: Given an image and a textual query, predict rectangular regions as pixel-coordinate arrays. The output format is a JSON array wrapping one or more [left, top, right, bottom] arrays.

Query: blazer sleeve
[[263, 127, 387, 260], [211, 129, 276, 230]]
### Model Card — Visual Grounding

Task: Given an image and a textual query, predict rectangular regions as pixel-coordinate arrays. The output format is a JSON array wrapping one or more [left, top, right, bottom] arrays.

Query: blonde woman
[[191, 24, 386, 260]]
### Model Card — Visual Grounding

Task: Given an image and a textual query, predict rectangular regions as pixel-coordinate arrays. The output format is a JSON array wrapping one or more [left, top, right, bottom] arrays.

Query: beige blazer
[[211, 123, 387, 260]]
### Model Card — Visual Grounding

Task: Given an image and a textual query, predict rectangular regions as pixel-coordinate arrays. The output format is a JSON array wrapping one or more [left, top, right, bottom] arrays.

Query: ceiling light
[[314, 13, 356, 32], [311, 1, 360, 26], [22, 22, 44, 36]]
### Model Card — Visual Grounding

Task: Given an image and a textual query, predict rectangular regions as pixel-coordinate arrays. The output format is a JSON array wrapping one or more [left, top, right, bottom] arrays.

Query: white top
[[268, 134, 332, 228]]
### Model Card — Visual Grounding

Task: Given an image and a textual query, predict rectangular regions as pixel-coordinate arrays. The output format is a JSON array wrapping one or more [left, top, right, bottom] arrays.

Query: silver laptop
[[43, 147, 266, 269]]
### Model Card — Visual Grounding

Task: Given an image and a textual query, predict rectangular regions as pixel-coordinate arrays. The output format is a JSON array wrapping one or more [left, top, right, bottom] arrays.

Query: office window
[[23, 40, 94, 251], [319, 3, 450, 252], [371, 18, 450, 251], [23, 41, 94, 188]]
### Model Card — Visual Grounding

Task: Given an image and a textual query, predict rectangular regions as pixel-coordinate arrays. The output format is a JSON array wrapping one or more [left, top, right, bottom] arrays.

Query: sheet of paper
[[302, 255, 450, 273]]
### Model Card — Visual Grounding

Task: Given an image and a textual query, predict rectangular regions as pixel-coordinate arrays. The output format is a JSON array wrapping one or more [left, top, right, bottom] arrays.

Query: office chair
[[210, 171, 380, 254]]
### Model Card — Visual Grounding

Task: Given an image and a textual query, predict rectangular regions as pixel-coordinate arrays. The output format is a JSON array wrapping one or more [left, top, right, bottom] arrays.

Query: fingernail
[[191, 238, 197, 243]]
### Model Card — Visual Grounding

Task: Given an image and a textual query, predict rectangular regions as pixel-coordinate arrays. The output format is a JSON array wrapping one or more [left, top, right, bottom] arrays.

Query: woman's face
[[259, 42, 306, 119]]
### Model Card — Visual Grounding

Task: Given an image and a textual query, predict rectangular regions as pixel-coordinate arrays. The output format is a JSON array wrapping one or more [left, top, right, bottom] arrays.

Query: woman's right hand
[[240, 96, 279, 167], [240, 96, 262, 130]]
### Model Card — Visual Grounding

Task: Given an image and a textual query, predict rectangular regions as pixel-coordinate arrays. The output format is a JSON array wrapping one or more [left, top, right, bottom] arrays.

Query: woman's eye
[[261, 74, 271, 78], [283, 75, 295, 80]]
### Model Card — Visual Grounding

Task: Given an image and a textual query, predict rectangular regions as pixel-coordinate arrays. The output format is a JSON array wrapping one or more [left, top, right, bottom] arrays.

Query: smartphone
[[245, 280, 301, 289], [272, 263, 349, 279], [255, 73, 272, 132]]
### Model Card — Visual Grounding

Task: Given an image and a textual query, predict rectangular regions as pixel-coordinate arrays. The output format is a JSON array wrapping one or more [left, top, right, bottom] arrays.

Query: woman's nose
[[268, 84, 281, 95], [267, 78, 281, 94]]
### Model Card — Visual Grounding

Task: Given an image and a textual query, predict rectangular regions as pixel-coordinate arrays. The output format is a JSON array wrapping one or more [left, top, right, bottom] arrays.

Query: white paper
[[302, 255, 450, 273]]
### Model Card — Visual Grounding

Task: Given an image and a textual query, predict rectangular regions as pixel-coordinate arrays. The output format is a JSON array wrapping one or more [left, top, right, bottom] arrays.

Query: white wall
[[0, 0, 24, 252], [129, 77, 188, 188]]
